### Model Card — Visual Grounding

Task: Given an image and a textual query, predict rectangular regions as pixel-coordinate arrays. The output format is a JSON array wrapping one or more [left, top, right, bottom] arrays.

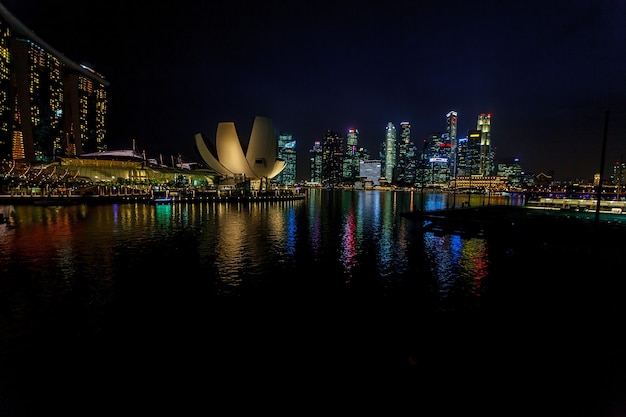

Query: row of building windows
[[0, 6, 109, 166]]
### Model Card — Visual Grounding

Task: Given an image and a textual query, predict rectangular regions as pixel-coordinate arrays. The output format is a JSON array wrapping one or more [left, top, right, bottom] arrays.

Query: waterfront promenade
[[0, 192, 306, 206], [0, 185, 306, 205]]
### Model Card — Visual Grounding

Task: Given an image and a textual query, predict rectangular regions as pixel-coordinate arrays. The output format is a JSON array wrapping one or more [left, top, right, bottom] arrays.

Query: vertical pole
[[595, 111, 610, 226], [617, 153, 624, 201], [452, 151, 457, 209]]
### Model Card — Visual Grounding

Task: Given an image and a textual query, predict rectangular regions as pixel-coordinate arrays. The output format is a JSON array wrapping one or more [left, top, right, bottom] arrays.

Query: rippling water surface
[[0, 190, 519, 298], [1, 189, 624, 416]]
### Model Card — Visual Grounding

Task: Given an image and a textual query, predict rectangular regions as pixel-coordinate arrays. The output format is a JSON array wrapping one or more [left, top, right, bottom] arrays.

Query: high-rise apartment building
[[0, 4, 109, 164]]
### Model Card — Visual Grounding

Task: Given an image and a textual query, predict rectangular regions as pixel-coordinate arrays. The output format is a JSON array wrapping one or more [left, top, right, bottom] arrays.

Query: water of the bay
[[1, 189, 624, 416]]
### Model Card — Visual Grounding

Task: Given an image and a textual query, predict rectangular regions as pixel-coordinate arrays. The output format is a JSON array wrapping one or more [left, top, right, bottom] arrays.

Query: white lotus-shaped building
[[194, 116, 285, 189]]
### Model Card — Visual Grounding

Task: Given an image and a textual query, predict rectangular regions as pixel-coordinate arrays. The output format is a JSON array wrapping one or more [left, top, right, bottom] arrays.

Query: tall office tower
[[477, 113, 492, 175], [342, 128, 360, 183], [321, 130, 343, 187], [446, 110, 458, 177], [415, 137, 429, 187], [0, 4, 109, 163], [309, 140, 322, 184], [381, 122, 396, 182], [611, 160, 625, 187], [455, 136, 469, 176], [274, 133, 296, 185], [395, 121, 415, 186], [466, 129, 482, 175], [425, 132, 451, 185]]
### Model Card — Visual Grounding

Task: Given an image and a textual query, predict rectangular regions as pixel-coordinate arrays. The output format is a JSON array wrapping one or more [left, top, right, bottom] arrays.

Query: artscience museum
[[194, 116, 286, 192]]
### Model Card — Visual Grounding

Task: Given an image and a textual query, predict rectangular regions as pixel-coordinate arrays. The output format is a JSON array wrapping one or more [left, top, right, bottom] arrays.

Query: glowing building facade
[[477, 113, 492, 175], [194, 116, 285, 191], [395, 121, 417, 186], [273, 133, 296, 185], [446, 110, 458, 177], [342, 128, 359, 182], [0, 4, 109, 164], [381, 122, 396, 182], [321, 129, 343, 187], [309, 140, 322, 184]]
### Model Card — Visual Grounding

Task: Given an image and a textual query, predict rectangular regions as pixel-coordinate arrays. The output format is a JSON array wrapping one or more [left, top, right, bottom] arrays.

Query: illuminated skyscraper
[[0, 3, 109, 163], [396, 121, 417, 186], [466, 129, 482, 175], [611, 160, 625, 187], [425, 132, 450, 185], [342, 128, 359, 182], [381, 122, 396, 182], [446, 110, 458, 177], [456, 136, 469, 176], [321, 130, 343, 187], [309, 140, 322, 184], [477, 113, 492, 175], [274, 133, 296, 185]]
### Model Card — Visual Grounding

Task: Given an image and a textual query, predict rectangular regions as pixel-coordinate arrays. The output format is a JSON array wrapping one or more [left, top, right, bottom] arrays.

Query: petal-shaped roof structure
[[216, 122, 256, 178], [194, 132, 233, 177], [267, 159, 286, 179], [194, 116, 286, 182], [247, 116, 277, 178]]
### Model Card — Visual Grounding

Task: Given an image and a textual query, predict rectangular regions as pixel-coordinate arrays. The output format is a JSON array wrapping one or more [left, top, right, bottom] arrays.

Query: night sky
[[4, 0, 626, 182]]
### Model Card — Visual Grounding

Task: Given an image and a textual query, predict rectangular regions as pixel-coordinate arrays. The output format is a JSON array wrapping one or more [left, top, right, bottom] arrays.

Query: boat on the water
[[152, 197, 173, 204], [150, 189, 173, 204]]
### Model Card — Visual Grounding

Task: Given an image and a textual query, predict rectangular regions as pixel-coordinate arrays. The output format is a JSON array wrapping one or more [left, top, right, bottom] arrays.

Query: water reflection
[[422, 232, 489, 312], [1, 190, 623, 417], [0, 190, 524, 302]]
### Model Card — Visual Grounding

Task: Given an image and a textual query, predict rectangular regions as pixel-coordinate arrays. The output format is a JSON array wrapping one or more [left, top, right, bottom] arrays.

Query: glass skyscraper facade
[[274, 133, 296, 185], [446, 110, 458, 177], [342, 128, 359, 182], [308, 140, 322, 184], [395, 121, 417, 186], [381, 122, 396, 182], [321, 130, 343, 187]]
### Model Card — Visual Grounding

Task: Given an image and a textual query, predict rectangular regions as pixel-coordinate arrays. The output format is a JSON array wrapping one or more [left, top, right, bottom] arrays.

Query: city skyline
[[4, 0, 626, 182]]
